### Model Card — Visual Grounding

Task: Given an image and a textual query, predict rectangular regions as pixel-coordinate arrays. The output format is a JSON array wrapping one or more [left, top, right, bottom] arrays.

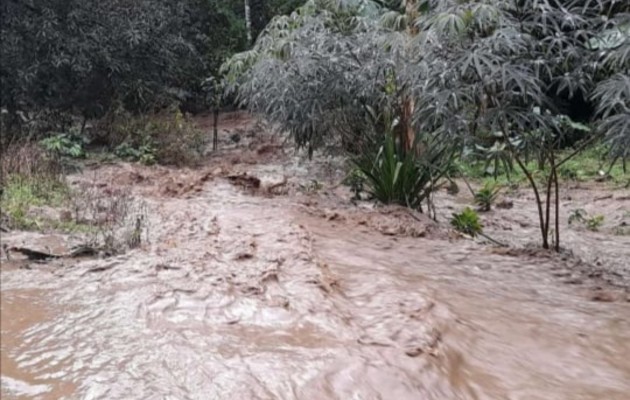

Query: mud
[[1, 113, 630, 399]]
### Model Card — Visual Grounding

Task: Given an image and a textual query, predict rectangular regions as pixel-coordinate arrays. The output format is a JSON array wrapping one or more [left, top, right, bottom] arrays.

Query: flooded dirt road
[[2, 116, 630, 399]]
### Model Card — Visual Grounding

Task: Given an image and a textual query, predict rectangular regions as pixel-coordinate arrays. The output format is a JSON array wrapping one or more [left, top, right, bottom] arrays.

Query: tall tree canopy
[[226, 0, 629, 157], [0, 0, 303, 136]]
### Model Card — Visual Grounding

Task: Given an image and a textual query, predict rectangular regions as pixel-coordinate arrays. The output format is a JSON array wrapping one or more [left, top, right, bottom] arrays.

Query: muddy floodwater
[[2, 115, 630, 399]]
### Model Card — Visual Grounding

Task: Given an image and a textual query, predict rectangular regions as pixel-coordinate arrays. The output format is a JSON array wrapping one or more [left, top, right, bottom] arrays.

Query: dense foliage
[[0, 0, 303, 141], [229, 0, 629, 153], [227, 0, 629, 248]]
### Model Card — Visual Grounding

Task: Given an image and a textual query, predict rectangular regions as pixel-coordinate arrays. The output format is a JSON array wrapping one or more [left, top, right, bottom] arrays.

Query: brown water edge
[[1, 288, 76, 399]]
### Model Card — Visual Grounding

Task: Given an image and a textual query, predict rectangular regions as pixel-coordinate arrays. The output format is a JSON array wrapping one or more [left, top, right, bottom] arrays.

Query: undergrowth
[[1, 174, 70, 230], [95, 106, 207, 166], [1, 142, 148, 253], [457, 145, 628, 187]]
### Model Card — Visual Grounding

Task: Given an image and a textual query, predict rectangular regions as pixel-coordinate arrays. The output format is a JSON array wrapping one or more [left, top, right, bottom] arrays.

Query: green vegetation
[[1, 174, 69, 230], [457, 145, 628, 187], [1, 0, 300, 146], [40, 133, 86, 159], [226, 0, 629, 250], [344, 168, 365, 200], [586, 215, 606, 232], [569, 209, 606, 232], [451, 208, 482, 237], [0, 142, 147, 252], [352, 135, 454, 212], [103, 108, 206, 166], [474, 182, 501, 212]]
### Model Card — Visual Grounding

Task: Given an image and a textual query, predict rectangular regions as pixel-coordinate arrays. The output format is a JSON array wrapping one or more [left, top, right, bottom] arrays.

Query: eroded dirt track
[[2, 114, 630, 399]]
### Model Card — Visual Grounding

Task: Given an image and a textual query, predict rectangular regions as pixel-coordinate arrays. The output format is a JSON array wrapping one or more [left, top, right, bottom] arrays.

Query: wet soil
[[1, 112, 629, 399]]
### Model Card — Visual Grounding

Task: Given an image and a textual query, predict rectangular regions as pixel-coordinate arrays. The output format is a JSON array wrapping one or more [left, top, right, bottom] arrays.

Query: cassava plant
[[407, 0, 628, 251]]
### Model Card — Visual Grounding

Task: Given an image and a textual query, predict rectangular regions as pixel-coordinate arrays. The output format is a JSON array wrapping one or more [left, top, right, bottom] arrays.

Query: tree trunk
[[249, 0, 267, 40], [405, 0, 419, 36], [400, 0, 419, 153], [244, 0, 252, 46], [401, 95, 415, 154], [213, 107, 219, 151]]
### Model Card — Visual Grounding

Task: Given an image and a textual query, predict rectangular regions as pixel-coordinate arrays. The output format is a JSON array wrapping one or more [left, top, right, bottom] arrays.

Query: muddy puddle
[[2, 114, 630, 399]]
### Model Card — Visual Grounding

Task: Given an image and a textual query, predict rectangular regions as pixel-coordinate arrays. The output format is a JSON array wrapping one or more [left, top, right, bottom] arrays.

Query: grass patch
[[1, 174, 70, 230], [456, 145, 628, 186]]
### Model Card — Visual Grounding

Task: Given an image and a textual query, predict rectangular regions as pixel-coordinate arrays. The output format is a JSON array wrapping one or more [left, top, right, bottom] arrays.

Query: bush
[[0, 143, 69, 230], [40, 133, 86, 159], [451, 207, 482, 237], [352, 134, 454, 211], [97, 107, 207, 166], [68, 183, 148, 252], [568, 209, 606, 232], [0, 174, 69, 230], [474, 182, 501, 212], [0, 142, 62, 186]]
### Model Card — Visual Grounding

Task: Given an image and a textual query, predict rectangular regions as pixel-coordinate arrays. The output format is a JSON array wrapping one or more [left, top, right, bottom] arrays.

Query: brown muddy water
[[2, 120, 630, 399]]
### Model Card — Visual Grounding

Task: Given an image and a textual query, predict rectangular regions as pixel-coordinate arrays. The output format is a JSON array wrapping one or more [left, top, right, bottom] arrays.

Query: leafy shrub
[[352, 135, 453, 211], [568, 209, 605, 232], [344, 168, 365, 200], [99, 108, 206, 166], [40, 133, 85, 158], [474, 132, 516, 180], [568, 209, 587, 226], [451, 207, 482, 237], [474, 182, 501, 212], [586, 215, 605, 232], [114, 143, 157, 166]]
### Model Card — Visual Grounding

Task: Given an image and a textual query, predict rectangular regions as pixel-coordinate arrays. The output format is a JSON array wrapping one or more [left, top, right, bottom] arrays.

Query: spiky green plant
[[474, 182, 501, 212], [451, 207, 482, 237], [353, 134, 454, 211]]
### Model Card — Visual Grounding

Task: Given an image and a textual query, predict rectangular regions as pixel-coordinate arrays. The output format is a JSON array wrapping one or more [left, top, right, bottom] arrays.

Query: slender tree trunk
[[79, 115, 88, 137], [405, 0, 419, 36], [213, 107, 219, 151], [249, 0, 267, 40], [505, 126, 549, 249], [544, 164, 554, 242], [401, 95, 415, 154], [400, 0, 419, 154], [554, 168, 560, 252], [244, 0, 252, 46]]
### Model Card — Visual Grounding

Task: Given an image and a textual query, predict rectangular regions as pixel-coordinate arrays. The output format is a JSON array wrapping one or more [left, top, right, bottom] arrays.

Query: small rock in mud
[[590, 290, 616, 302], [227, 173, 261, 190], [405, 347, 424, 357], [211, 167, 224, 176], [234, 252, 254, 261], [496, 199, 514, 209], [267, 295, 290, 308], [326, 212, 342, 221]]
